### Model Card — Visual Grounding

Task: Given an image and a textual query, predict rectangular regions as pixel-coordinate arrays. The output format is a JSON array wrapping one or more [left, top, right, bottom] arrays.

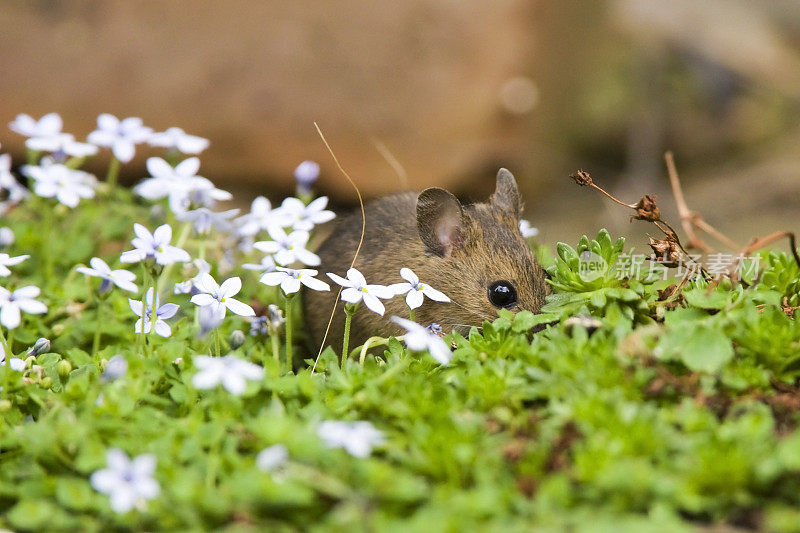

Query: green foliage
[[543, 229, 661, 324], [759, 249, 800, 306], [3, 189, 800, 532]]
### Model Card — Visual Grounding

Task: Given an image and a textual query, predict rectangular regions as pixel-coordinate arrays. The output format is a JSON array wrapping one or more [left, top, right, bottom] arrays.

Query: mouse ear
[[417, 188, 465, 258], [490, 168, 522, 219]]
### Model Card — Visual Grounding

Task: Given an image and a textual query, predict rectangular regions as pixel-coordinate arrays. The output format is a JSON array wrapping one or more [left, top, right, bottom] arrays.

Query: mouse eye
[[487, 280, 517, 308]]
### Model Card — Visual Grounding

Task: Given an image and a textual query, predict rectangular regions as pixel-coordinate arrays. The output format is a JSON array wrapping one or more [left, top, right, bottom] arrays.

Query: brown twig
[[744, 230, 800, 268], [663, 151, 715, 253]]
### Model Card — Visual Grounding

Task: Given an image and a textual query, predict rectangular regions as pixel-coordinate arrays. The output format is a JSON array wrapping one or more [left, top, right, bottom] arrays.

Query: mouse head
[[415, 168, 549, 330]]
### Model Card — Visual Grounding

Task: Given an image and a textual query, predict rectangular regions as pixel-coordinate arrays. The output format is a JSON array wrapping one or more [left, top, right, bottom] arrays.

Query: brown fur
[[303, 169, 549, 351]]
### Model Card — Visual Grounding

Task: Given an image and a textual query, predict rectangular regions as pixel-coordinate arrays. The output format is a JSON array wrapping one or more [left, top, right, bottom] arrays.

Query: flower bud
[[294, 160, 320, 194], [229, 330, 246, 350], [57, 359, 72, 378], [40, 376, 52, 389], [28, 337, 51, 357], [267, 304, 285, 332]]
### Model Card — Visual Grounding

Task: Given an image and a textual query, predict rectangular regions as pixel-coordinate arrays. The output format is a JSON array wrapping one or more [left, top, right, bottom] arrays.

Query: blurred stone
[[0, 1, 540, 201]]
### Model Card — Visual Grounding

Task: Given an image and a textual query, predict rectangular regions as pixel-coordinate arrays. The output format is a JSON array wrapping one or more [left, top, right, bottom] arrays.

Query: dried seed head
[[633, 195, 661, 221], [649, 236, 682, 268], [569, 170, 593, 186]]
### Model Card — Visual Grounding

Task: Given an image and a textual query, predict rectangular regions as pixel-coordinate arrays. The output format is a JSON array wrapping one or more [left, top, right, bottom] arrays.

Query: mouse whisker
[[443, 296, 494, 324]]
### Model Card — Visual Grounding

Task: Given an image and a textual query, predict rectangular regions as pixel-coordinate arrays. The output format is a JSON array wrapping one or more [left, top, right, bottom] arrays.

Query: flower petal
[[300, 276, 330, 292], [1, 304, 21, 329], [326, 272, 351, 287], [225, 298, 255, 317], [153, 320, 172, 338], [422, 285, 450, 302], [346, 268, 366, 287], [340, 288, 362, 304], [400, 267, 418, 284], [152, 224, 173, 245], [281, 277, 302, 294], [219, 277, 241, 298], [405, 289, 424, 310], [362, 294, 385, 316], [190, 293, 216, 307]]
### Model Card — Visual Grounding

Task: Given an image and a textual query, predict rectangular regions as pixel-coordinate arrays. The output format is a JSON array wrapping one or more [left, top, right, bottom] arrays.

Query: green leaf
[[659, 324, 734, 373]]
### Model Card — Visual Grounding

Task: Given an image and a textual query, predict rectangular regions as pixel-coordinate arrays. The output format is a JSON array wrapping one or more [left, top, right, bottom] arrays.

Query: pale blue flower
[[90, 448, 160, 513]]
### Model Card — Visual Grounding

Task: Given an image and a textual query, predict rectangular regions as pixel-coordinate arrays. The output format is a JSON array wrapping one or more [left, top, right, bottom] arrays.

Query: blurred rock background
[[1, 0, 799, 251]]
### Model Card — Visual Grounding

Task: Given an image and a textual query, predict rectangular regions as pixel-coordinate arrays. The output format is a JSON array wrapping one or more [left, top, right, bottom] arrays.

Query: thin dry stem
[[589, 183, 636, 209], [312, 123, 367, 373], [664, 151, 714, 253], [371, 138, 409, 190], [744, 231, 800, 268]]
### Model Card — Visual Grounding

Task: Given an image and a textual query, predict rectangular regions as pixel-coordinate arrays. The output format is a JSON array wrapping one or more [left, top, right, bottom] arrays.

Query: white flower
[[102, 354, 128, 381], [21, 163, 96, 208], [190, 274, 255, 320], [519, 219, 539, 238], [173, 258, 211, 294], [280, 196, 336, 232], [317, 421, 385, 458], [294, 160, 320, 191], [169, 178, 232, 215], [148, 127, 209, 154], [90, 448, 160, 513], [87, 114, 153, 163], [0, 346, 25, 372], [0, 227, 13, 247], [191, 354, 265, 395], [135, 157, 231, 214], [0, 253, 29, 277], [327, 268, 394, 316], [391, 316, 453, 365], [235, 196, 291, 237], [120, 223, 191, 265], [26, 133, 98, 160], [0, 154, 28, 214], [177, 207, 239, 235], [0, 286, 47, 329], [256, 444, 289, 472], [77, 257, 138, 293], [253, 227, 319, 267], [9, 113, 63, 144], [260, 267, 330, 295], [388, 268, 450, 310], [128, 288, 179, 337], [134, 157, 202, 200], [242, 254, 277, 273]]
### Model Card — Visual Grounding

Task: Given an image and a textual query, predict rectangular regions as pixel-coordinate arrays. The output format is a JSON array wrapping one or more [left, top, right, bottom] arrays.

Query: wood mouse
[[303, 168, 549, 351]]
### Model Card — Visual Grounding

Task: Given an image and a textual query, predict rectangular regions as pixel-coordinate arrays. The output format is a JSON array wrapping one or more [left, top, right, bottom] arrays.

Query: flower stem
[[409, 308, 416, 322], [284, 294, 294, 372], [271, 333, 280, 364], [92, 299, 104, 357], [214, 329, 221, 357], [43, 205, 56, 286], [342, 304, 356, 367], [105, 156, 121, 190], [157, 222, 192, 294], [1, 327, 9, 401], [150, 273, 162, 339], [140, 267, 150, 356]]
